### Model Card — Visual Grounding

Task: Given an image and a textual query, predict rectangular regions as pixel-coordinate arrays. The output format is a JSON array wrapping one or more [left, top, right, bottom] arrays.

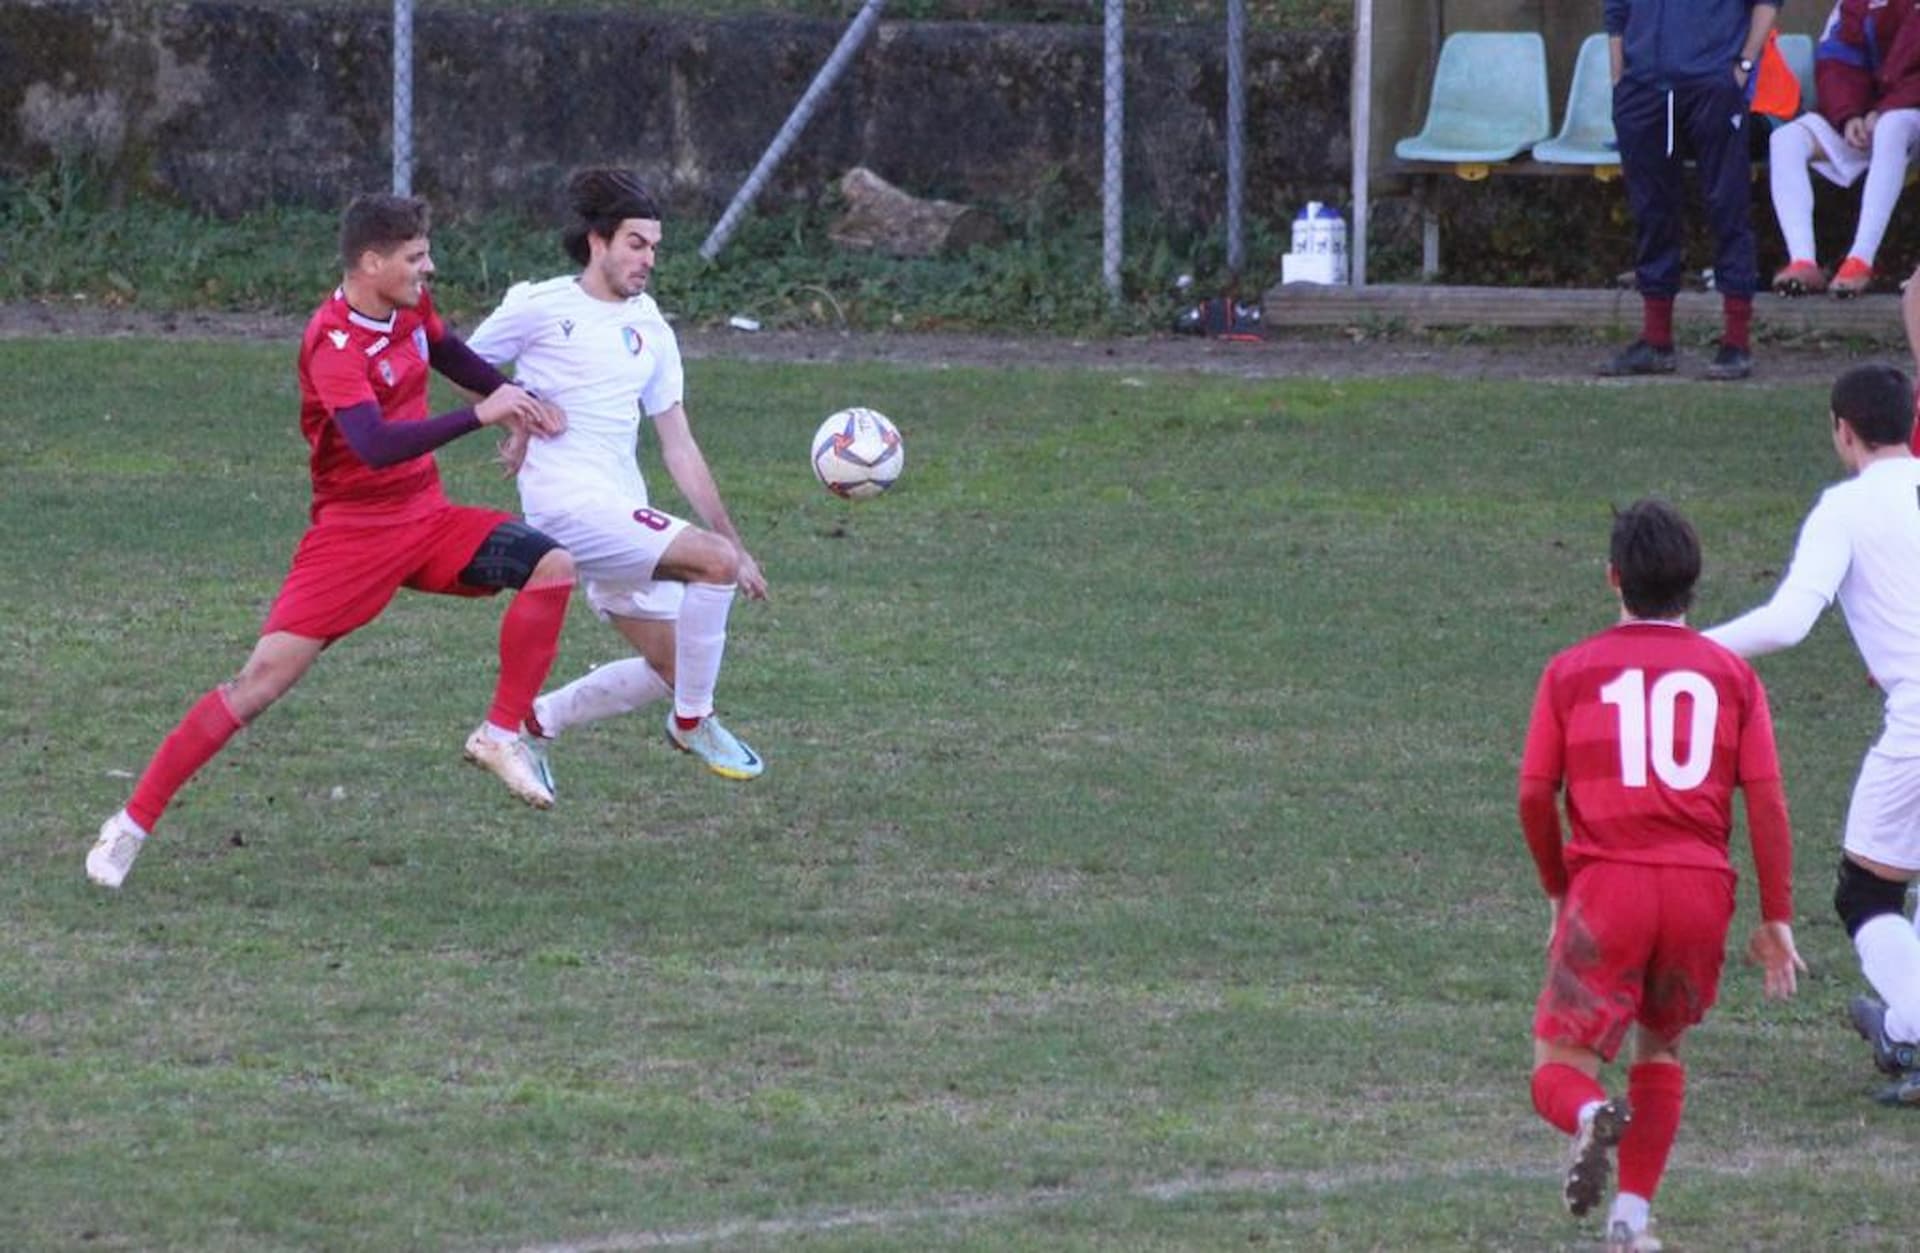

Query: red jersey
[[296, 287, 450, 524], [1520, 621, 1781, 877]]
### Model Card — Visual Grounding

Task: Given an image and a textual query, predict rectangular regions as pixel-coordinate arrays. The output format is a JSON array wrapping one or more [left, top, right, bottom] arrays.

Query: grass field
[[1, 336, 1913, 1250]]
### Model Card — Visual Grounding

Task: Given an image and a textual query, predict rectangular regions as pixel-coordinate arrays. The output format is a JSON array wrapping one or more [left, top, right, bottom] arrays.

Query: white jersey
[[466, 276, 684, 513], [1706, 455, 1920, 753]]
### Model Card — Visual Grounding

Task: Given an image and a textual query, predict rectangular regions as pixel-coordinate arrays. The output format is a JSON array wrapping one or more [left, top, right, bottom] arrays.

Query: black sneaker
[[1849, 995, 1918, 1076], [1704, 343, 1753, 381], [1598, 340, 1677, 377]]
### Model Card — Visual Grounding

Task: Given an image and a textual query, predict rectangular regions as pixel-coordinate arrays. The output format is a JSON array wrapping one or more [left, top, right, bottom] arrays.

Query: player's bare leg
[[89, 632, 325, 888], [654, 527, 762, 780]]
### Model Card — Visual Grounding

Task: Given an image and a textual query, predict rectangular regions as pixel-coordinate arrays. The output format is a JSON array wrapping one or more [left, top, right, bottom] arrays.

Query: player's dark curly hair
[[339, 194, 431, 269], [1611, 497, 1700, 620], [562, 167, 662, 266], [1831, 362, 1915, 449]]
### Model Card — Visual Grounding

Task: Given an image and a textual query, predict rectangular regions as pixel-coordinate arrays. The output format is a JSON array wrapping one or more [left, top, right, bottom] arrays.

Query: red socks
[[1618, 1062, 1685, 1202], [1531, 1062, 1608, 1136], [126, 687, 246, 832], [489, 578, 572, 731], [1641, 296, 1675, 351], [1722, 295, 1753, 352]]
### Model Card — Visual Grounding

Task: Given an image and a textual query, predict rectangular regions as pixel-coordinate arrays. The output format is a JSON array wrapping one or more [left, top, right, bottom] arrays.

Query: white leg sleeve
[[673, 582, 736, 721], [1856, 913, 1920, 1043], [533, 657, 670, 737], [1849, 109, 1920, 264], [1769, 122, 1820, 263]]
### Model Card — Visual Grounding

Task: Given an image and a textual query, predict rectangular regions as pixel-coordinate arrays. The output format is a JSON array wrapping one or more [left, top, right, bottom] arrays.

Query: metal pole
[[1102, 0, 1124, 303], [392, 0, 413, 195], [1225, 0, 1247, 278], [1351, 0, 1372, 287], [700, 0, 888, 261]]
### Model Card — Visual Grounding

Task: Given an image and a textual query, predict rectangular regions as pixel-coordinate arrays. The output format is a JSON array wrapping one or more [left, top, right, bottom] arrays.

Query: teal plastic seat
[[1534, 33, 1617, 165], [1394, 32, 1552, 164], [1776, 33, 1816, 115]]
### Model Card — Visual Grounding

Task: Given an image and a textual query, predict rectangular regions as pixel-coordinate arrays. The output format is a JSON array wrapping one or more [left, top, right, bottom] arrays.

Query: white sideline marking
[[510, 1163, 1505, 1251], [510, 1151, 1906, 1252]]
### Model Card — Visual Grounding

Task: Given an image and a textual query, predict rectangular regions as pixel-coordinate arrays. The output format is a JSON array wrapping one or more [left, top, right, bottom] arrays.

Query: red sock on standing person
[[1642, 296, 1676, 351], [1618, 1061, 1686, 1201]]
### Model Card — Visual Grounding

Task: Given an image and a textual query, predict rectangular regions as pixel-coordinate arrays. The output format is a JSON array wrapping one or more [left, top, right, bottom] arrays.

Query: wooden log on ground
[[828, 166, 1004, 258]]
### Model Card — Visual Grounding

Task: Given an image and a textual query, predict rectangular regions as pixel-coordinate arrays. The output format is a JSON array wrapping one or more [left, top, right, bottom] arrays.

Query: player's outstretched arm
[[653, 403, 768, 601]]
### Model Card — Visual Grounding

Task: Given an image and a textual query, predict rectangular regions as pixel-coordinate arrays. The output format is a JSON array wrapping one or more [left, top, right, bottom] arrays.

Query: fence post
[[1102, 0, 1125, 304], [392, 0, 414, 195], [1225, 0, 1247, 278]]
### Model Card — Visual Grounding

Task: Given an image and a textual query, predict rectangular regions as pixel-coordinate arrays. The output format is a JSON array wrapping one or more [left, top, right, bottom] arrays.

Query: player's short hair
[[339, 194, 431, 269], [1831, 363, 1915, 448], [562, 167, 662, 266], [1610, 497, 1700, 620]]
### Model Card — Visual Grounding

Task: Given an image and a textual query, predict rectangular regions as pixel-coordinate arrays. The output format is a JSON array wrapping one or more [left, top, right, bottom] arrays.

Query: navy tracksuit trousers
[[1612, 73, 1758, 300]]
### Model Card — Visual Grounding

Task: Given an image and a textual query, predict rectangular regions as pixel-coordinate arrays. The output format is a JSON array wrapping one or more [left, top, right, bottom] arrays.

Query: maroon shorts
[[1532, 860, 1736, 1060], [262, 503, 513, 640]]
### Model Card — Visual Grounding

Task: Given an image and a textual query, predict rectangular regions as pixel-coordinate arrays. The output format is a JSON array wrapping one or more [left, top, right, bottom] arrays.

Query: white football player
[[466, 167, 767, 784]]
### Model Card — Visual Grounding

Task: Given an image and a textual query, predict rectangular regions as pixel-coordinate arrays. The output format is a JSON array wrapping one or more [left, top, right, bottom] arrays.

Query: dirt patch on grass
[[0, 299, 1886, 383]]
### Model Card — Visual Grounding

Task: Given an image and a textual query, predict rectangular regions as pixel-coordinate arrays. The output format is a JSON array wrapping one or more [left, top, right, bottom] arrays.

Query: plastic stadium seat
[[1534, 33, 1618, 167], [1775, 32, 1816, 115], [1394, 32, 1553, 166]]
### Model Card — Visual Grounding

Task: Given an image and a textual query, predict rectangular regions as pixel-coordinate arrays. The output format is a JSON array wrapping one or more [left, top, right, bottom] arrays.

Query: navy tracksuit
[[1606, 0, 1774, 300]]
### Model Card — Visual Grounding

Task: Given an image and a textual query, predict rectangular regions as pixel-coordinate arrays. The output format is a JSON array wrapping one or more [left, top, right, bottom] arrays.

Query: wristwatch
[[1738, 56, 1755, 73]]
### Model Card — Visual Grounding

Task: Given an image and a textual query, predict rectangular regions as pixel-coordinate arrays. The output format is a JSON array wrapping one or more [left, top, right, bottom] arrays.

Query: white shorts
[[1789, 109, 1920, 188], [1844, 747, 1920, 871], [527, 496, 689, 623]]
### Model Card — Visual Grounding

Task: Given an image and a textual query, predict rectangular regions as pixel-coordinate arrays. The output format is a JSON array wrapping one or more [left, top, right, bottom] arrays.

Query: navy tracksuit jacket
[[1605, 0, 1776, 300]]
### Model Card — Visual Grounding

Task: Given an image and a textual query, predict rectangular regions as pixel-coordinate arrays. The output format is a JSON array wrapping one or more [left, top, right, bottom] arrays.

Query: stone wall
[[0, 2, 1351, 228]]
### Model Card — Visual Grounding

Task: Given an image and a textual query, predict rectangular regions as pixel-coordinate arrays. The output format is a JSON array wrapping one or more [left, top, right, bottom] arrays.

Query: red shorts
[[1532, 860, 1736, 1060], [262, 503, 513, 640]]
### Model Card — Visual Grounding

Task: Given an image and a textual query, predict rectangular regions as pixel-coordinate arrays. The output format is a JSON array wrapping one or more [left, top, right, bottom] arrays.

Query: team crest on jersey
[[327, 330, 349, 350], [412, 327, 429, 360], [622, 326, 644, 355], [378, 358, 395, 386], [561, 319, 575, 338]]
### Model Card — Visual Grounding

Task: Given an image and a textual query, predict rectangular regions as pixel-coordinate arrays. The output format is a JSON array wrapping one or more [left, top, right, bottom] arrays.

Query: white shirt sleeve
[[1703, 495, 1851, 658], [464, 283, 534, 367], [640, 320, 686, 419]]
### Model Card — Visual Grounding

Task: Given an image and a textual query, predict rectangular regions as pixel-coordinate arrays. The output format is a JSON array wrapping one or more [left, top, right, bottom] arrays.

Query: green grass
[[0, 173, 1274, 336], [0, 340, 1910, 1249]]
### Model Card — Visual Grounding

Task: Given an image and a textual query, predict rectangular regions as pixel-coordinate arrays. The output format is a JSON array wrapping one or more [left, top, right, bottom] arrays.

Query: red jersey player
[[1519, 498, 1803, 1252], [86, 194, 577, 890]]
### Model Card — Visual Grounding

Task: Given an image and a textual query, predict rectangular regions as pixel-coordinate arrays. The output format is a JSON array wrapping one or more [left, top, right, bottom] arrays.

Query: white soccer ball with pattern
[[810, 407, 904, 500]]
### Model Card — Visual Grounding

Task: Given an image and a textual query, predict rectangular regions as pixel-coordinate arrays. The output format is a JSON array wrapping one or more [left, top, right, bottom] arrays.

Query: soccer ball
[[810, 407, 904, 500]]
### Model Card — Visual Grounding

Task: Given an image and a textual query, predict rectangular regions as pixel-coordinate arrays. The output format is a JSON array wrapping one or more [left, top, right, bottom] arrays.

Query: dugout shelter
[[1326, 0, 1877, 335]]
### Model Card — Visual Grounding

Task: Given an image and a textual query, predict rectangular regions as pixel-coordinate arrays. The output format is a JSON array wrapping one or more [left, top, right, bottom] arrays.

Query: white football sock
[[1608, 1193, 1651, 1233], [1850, 109, 1920, 264], [673, 582, 735, 721], [533, 658, 671, 737], [1768, 123, 1819, 262], [1855, 913, 1920, 1042]]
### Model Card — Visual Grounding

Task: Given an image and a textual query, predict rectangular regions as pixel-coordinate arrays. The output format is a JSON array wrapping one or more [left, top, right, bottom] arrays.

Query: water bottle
[[1292, 202, 1320, 256], [1318, 203, 1348, 281]]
